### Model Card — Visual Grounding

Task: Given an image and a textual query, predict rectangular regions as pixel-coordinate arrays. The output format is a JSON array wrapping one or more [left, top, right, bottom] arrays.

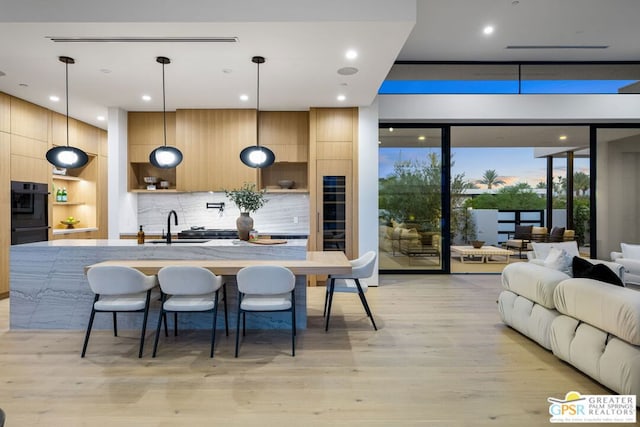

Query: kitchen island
[[10, 238, 347, 331]]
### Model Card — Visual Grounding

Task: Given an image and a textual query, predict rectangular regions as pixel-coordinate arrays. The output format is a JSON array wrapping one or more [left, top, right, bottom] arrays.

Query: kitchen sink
[[146, 239, 212, 244]]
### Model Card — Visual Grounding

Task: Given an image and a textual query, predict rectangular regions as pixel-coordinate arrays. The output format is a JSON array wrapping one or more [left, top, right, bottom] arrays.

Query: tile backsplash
[[137, 192, 310, 234]]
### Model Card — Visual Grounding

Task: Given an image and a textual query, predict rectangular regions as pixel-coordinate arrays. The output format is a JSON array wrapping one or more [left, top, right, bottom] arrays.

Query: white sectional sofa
[[498, 259, 640, 403], [611, 243, 640, 286]]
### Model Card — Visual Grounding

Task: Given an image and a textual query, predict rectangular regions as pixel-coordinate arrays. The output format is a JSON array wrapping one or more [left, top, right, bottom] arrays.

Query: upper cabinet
[[10, 98, 49, 142], [176, 109, 258, 192], [258, 111, 309, 192], [126, 109, 311, 193], [0, 92, 10, 133], [51, 112, 101, 155], [128, 112, 177, 191]]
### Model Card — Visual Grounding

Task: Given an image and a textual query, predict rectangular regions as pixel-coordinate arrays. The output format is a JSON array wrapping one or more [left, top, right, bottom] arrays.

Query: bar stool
[[82, 265, 158, 358]]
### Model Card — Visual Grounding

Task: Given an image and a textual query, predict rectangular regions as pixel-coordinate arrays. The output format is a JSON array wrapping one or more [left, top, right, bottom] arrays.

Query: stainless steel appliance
[[11, 181, 49, 244], [177, 228, 307, 240]]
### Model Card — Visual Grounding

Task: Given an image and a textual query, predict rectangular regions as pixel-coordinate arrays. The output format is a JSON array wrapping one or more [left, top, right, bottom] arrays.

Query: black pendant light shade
[[45, 56, 89, 169], [149, 56, 183, 169], [240, 55, 275, 168]]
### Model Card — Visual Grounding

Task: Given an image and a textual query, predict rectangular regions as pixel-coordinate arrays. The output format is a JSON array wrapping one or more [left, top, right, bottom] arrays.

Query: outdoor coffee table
[[450, 245, 513, 264]]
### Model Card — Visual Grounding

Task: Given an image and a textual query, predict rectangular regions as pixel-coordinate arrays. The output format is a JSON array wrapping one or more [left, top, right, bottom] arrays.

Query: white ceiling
[[1, 0, 639, 130]]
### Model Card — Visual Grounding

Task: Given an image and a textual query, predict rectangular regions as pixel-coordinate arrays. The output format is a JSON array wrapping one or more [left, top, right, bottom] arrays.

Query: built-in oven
[[11, 181, 49, 244]]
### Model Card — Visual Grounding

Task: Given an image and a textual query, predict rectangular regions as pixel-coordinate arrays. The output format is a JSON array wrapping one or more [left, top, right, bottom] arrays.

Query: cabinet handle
[[317, 212, 320, 233]]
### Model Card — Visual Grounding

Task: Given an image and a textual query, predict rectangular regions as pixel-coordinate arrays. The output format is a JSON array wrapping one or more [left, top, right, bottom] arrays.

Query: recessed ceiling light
[[389, 127, 394, 132], [19, 83, 28, 87], [49, 95, 60, 102], [97, 115, 105, 121], [483, 25, 495, 35], [142, 95, 151, 101], [239, 94, 249, 101], [345, 49, 358, 60], [418, 135, 426, 141], [337, 94, 346, 102], [559, 135, 568, 140], [337, 67, 358, 76]]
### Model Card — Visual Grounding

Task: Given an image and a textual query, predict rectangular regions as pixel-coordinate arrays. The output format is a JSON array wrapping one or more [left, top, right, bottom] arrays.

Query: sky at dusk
[[379, 147, 590, 188]]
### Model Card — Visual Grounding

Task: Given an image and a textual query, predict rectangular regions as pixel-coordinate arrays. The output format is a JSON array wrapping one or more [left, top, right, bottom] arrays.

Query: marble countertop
[[17, 238, 307, 248]]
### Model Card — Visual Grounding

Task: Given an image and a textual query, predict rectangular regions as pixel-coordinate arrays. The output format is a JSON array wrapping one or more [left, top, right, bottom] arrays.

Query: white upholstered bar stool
[[82, 265, 158, 358], [324, 251, 378, 332], [153, 266, 227, 358], [235, 265, 296, 357]]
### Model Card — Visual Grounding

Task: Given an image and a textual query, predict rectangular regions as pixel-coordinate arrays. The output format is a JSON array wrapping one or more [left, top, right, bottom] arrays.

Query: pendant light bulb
[[239, 55, 275, 168], [149, 56, 183, 169], [45, 56, 89, 169]]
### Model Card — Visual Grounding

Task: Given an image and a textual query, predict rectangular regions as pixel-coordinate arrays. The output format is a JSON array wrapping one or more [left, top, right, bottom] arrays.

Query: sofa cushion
[[621, 243, 640, 260], [531, 241, 580, 259], [572, 256, 624, 287], [502, 262, 570, 309], [553, 278, 640, 346]]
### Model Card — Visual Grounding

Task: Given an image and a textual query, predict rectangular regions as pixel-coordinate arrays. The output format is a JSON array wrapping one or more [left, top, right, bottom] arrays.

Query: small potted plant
[[225, 183, 267, 240]]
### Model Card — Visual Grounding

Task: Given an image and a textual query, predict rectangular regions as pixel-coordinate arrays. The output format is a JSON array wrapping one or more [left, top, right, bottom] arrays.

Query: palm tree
[[477, 169, 506, 189], [573, 171, 590, 196]]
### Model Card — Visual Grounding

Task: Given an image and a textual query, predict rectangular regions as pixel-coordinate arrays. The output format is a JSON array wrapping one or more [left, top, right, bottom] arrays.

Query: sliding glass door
[[378, 126, 445, 272]]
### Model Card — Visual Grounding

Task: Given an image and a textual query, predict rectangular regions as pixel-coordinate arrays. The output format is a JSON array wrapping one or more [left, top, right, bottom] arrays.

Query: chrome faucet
[[167, 210, 178, 244]]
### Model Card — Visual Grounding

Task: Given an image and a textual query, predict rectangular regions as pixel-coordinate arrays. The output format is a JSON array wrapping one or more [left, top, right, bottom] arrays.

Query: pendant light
[[149, 56, 183, 168], [239, 55, 275, 168], [46, 56, 89, 169]]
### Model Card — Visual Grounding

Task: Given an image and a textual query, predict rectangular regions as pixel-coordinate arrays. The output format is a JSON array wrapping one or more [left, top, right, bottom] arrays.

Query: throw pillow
[[572, 256, 624, 287], [621, 243, 640, 260], [549, 227, 565, 241], [532, 241, 580, 260], [514, 225, 533, 239], [543, 248, 573, 275]]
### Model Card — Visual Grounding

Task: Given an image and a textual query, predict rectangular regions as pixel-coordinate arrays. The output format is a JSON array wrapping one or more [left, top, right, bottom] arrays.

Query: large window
[[380, 63, 640, 94]]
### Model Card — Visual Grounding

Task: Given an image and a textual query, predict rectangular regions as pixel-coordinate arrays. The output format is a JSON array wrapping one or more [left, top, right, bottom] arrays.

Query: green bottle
[[56, 188, 62, 202], [61, 188, 68, 202]]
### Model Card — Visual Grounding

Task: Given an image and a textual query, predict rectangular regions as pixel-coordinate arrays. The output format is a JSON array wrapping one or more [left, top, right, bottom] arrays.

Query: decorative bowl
[[471, 240, 485, 249], [61, 220, 80, 228], [277, 179, 294, 189], [143, 176, 158, 184]]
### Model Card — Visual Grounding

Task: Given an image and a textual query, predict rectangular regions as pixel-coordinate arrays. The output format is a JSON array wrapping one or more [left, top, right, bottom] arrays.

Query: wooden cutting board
[[249, 239, 287, 245]]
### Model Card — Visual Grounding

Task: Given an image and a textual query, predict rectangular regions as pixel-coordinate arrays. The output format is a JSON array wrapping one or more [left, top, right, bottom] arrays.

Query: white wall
[[107, 107, 138, 238], [359, 101, 380, 285], [597, 134, 640, 258]]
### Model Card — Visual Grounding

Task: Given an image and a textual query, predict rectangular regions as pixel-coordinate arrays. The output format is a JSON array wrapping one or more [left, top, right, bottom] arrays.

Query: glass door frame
[[378, 123, 451, 274]]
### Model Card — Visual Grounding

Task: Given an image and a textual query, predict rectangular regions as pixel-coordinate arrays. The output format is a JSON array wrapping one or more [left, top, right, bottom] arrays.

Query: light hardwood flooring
[[0, 275, 635, 426]]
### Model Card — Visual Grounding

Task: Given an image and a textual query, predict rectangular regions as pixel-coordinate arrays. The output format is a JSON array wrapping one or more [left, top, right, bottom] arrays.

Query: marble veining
[[10, 240, 307, 331], [137, 191, 309, 235]]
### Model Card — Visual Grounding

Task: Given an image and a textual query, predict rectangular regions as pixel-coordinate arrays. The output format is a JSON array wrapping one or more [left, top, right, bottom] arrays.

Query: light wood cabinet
[[128, 112, 177, 191], [50, 156, 98, 238], [0, 132, 10, 297], [258, 111, 309, 191], [0, 92, 10, 133], [51, 112, 101, 155], [309, 108, 358, 262], [10, 98, 49, 142], [176, 109, 257, 191], [10, 134, 49, 184]]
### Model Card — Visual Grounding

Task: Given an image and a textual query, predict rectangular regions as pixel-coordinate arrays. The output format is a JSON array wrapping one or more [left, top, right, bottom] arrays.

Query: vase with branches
[[225, 183, 267, 240]]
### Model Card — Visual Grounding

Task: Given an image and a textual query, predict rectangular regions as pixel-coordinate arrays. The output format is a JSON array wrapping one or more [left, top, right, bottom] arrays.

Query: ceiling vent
[[506, 45, 608, 49], [46, 36, 238, 43]]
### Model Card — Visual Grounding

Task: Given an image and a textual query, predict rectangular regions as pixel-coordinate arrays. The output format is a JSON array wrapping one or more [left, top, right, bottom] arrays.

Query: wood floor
[[0, 274, 633, 426]]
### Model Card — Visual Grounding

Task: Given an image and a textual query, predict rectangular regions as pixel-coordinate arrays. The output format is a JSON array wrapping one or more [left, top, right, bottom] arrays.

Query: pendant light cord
[[162, 61, 167, 147], [256, 59, 260, 148], [65, 60, 70, 148]]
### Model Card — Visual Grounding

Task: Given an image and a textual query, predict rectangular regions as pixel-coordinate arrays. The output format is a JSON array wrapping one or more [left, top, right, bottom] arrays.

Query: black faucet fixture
[[167, 210, 178, 244]]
